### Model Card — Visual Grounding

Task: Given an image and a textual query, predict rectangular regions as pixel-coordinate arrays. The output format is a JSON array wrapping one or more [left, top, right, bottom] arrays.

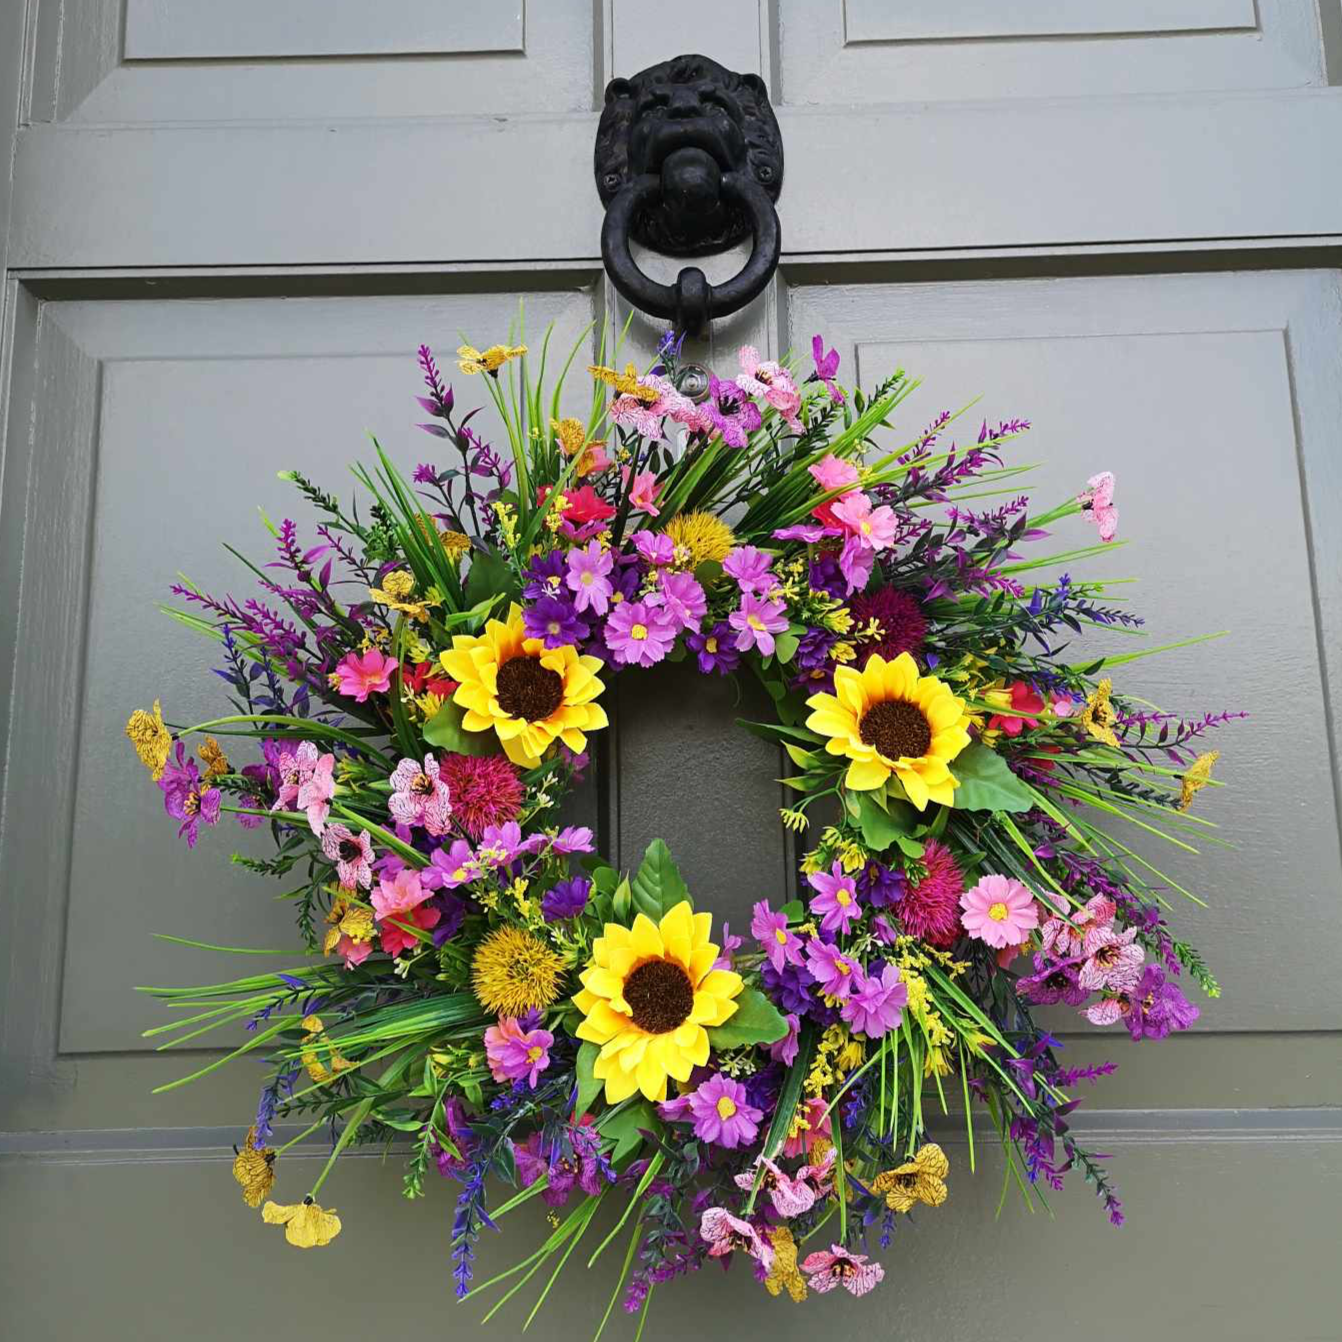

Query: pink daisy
[[565, 540, 614, 616], [653, 570, 707, 632], [388, 754, 452, 836], [371, 867, 431, 922], [898, 839, 964, 948], [806, 861, 863, 935], [801, 1245, 884, 1298], [334, 647, 397, 703], [960, 874, 1040, 949], [296, 752, 335, 835], [434, 753, 523, 841], [1078, 925, 1145, 992], [698, 1208, 773, 1270], [320, 823, 374, 890], [484, 1016, 554, 1088], [722, 545, 776, 596], [727, 592, 788, 655]]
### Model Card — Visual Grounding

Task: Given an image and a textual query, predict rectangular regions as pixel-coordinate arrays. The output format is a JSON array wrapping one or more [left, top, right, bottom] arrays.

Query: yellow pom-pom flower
[[472, 925, 565, 1016], [804, 652, 971, 806], [663, 511, 736, 568], [440, 604, 608, 768], [573, 901, 743, 1103]]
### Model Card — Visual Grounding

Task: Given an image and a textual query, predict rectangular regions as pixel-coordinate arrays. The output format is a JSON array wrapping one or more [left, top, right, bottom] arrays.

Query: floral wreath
[[128, 321, 1234, 1326]]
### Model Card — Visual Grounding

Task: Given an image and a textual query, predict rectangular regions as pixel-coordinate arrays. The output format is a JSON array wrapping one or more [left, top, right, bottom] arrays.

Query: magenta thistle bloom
[[722, 545, 776, 596], [850, 586, 928, 667], [296, 752, 336, 836], [811, 335, 844, 403], [841, 962, 908, 1038], [728, 592, 788, 655], [733, 1154, 819, 1218], [705, 375, 763, 448], [804, 938, 862, 999], [685, 621, 740, 674], [960, 875, 1039, 949], [807, 860, 863, 935], [484, 1016, 555, 1087], [686, 1074, 763, 1149], [158, 743, 221, 849], [801, 1245, 884, 1297], [565, 540, 615, 615], [388, 754, 452, 836], [653, 570, 707, 632], [1078, 925, 1145, 992], [751, 899, 805, 973], [898, 839, 965, 949], [334, 647, 396, 703], [435, 752, 523, 840], [605, 599, 677, 667], [698, 1207, 773, 1269], [320, 823, 374, 890]]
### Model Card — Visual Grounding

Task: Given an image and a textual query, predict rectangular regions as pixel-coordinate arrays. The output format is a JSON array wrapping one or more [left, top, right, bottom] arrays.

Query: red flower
[[987, 681, 1045, 737], [401, 661, 458, 698], [537, 483, 615, 525]]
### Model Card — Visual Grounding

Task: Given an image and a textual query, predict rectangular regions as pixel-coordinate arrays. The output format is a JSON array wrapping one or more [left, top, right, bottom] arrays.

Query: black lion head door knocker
[[594, 54, 784, 336]]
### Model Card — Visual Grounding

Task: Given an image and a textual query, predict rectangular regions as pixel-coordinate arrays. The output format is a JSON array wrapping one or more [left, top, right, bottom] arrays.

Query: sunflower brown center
[[495, 655, 564, 722], [624, 958, 695, 1035], [859, 699, 932, 761]]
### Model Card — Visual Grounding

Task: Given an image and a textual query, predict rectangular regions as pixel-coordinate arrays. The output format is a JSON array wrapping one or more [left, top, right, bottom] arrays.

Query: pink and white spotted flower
[[271, 740, 320, 813], [388, 754, 452, 836], [733, 1146, 835, 1218], [320, 823, 374, 890], [1040, 894, 1116, 960], [1078, 470, 1119, 543], [736, 345, 803, 432], [296, 751, 336, 835], [800, 1244, 884, 1297], [698, 1208, 773, 1271], [1078, 924, 1145, 993]]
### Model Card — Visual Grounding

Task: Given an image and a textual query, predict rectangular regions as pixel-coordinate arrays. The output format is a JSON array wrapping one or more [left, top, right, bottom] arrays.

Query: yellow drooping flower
[[299, 1015, 352, 1085], [553, 417, 608, 477], [440, 604, 608, 768], [440, 529, 472, 562], [198, 736, 230, 780], [588, 362, 660, 403], [764, 1225, 809, 1302], [573, 901, 743, 1103], [232, 1126, 276, 1208], [1178, 750, 1220, 812], [472, 925, 565, 1016], [664, 511, 736, 567], [805, 653, 971, 806], [322, 898, 374, 956], [262, 1197, 342, 1248], [369, 569, 434, 623], [1081, 677, 1121, 748], [871, 1143, 950, 1213], [458, 343, 527, 375], [125, 699, 172, 781]]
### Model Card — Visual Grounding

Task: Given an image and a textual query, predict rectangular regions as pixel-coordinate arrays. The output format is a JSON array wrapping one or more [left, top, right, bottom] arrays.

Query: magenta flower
[[422, 838, 479, 890], [733, 1154, 819, 1218], [838, 534, 875, 594], [736, 345, 802, 431], [841, 962, 909, 1038], [551, 825, 595, 855], [1018, 954, 1089, 1006], [334, 647, 397, 703], [686, 1074, 763, 1149], [296, 752, 335, 835], [770, 1011, 801, 1066], [1078, 924, 1145, 992], [810, 335, 844, 403], [698, 1208, 773, 1269], [565, 540, 614, 616], [653, 570, 707, 631], [320, 823, 374, 890], [804, 938, 862, 999], [605, 599, 678, 667], [622, 467, 662, 517], [1124, 965, 1199, 1040], [751, 899, 805, 973], [807, 860, 863, 935], [705, 375, 763, 448], [801, 1245, 884, 1297], [484, 1016, 555, 1088], [727, 592, 788, 655], [388, 754, 452, 836], [632, 531, 674, 566], [158, 743, 221, 849], [722, 545, 776, 596], [1078, 470, 1118, 542], [831, 491, 897, 552]]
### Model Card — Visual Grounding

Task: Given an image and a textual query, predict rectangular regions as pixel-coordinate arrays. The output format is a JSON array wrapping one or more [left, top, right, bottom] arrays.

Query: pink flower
[[632, 531, 674, 566], [831, 491, 897, 551], [1078, 470, 1118, 542], [751, 899, 805, 973], [378, 902, 439, 956], [1084, 992, 1133, 1026], [733, 1154, 821, 1218], [334, 648, 397, 703], [801, 1245, 884, 1297], [652, 570, 707, 632], [698, 1208, 773, 1270], [1040, 894, 1115, 959], [736, 346, 802, 431], [272, 740, 320, 812], [838, 533, 875, 594], [484, 1016, 555, 1088], [960, 874, 1040, 949], [296, 752, 335, 835], [770, 1012, 801, 1066], [811, 335, 844, 403], [986, 681, 1046, 737], [605, 599, 678, 667], [727, 592, 788, 655], [566, 539, 615, 615], [1078, 925, 1145, 993], [804, 938, 861, 999], [782, 1097, 833, 1159], [621, 467, 662, 517], [371, 867, 431, 922], [807, 861, 863, 935], [338, 935, 373, 968], [423, 838, 479, 889], [320, 823, 374, 890], [808, 453, 860, 492], [841, 962, 909, 1039], [722, 545, 776, 596], [388, 754, 452, 836], [685, 1074, 763, 1149]]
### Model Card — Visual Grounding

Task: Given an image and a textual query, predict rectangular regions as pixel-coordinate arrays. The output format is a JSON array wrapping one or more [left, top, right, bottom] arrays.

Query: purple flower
[[838, 534, 874, 594], [706, 375, 763, 448], [523, 594, 590, 648], [804, 938, 862, 999], [761, 959, 813, 1016], [632, 531, 674, 566], [810, 335, 844, 403], [1126, 965, 1200, 1040], [413, 462, 439, 483], [484, 1017, 554, 1088], [807, 861, 863, 935], [722, 545, 775, 596], [770, 1012, 801, 1066], [684, 1074, 763, 1149], [159, 743, 221, 849], [1018, 955, 1089, 1006], [653, 570, 707, 631], [685, 621, 741, 675], [728, 593, 788, 655], [808, 552, 847, 600], [551, 825, 595, 855], [840, 963, 908, 1038], [565, 540, 615, 616], [751, 899, 805, 972], [524, 550, 568, 601], [423, 839, 478, 890], [856, 860, 904, 909], [541, 876, 591, 922], [605, 599, 678, 667]]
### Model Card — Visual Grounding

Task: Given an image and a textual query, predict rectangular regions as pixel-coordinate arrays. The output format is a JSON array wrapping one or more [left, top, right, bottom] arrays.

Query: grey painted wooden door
[[2, 3, 1341, 1339]]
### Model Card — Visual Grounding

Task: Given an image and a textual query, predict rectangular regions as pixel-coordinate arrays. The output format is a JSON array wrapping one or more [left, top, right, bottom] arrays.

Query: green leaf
[[779, 900, 803, 922], [597, 1101, 660, 1162], [422, 698, 500, 757], [707, 986, 788, 1048], [693, 559, 724, 587], [773, 631, 799, 665], [949, 741, 1036, 813], [612, 877, 632, 923], [463, 548, 515, 607], [854, 790, 923, 857], [575, 1042, 602, 1118], [629, 839, 690, 921]]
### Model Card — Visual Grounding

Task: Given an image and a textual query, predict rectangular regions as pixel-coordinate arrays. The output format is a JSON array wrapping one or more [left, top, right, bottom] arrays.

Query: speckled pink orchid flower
[[320, 823, 374, 890], [736, 345, 803, 431], [1078, 470, 1118, 542], [296, 752, 336, 835], [699, 1208, 773, 1271], [801, 1244, 884, 1297]]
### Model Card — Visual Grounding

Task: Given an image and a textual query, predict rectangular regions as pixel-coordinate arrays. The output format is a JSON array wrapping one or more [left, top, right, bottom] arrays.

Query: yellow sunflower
[[573, 901, 742, 1103], [439, 605, 608, 768], [804, 652, 970, 806]]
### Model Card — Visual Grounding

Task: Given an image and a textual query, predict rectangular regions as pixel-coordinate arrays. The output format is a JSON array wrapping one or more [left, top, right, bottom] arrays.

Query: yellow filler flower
[[573, 901, 742, 1103], [125, 699, 172, 781], [440, 605, 608, 768], [804, 652, 970, 806]]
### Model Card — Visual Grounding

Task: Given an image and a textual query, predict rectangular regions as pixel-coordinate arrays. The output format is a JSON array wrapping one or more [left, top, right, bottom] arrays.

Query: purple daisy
[[840, 962, 908, 1039], [722, 545, 776, 596], [685, 621, 741, 675], [728, 592, 788, 655], [565, 540, 614, 616], [804, 938, 862, 999], [523, 549, 568, 601], [807, 861, 863, 935], [750, 898, 805, 973], [684, 1074, 763, 1149], [653, 570, 707, 632], [605, 599, 678, 667], [523, 594, 589, 648]]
